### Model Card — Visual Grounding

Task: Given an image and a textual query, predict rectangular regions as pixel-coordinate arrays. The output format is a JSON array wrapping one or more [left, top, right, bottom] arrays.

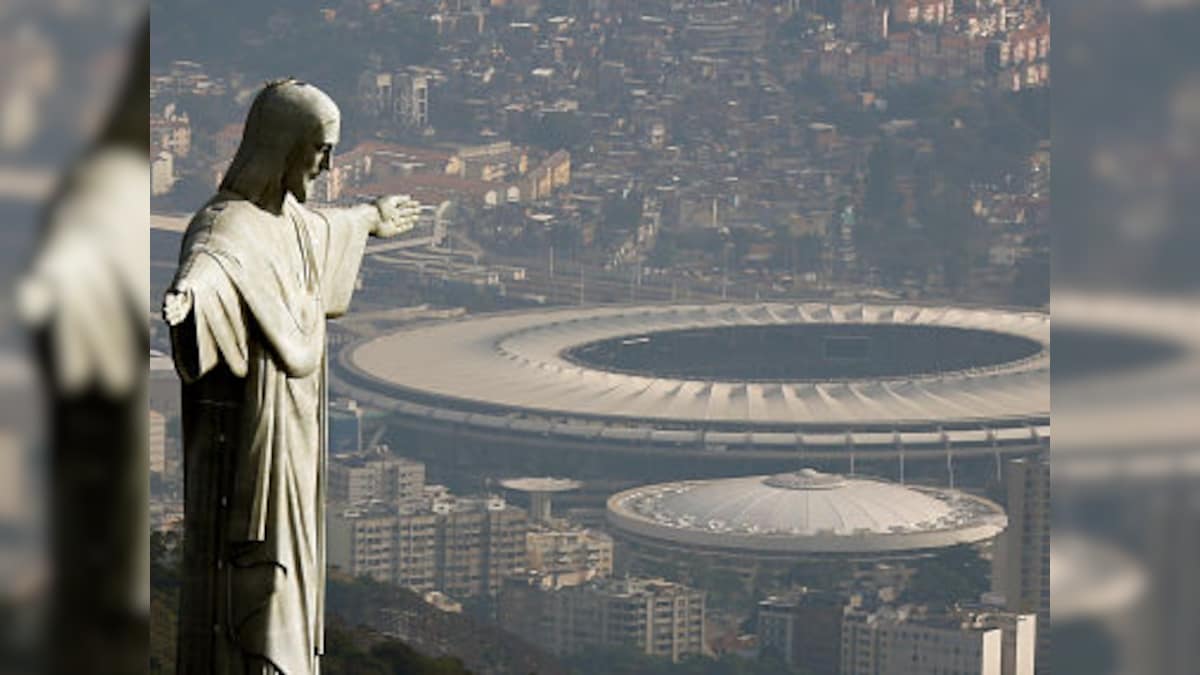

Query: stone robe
[[171, 191, 373, 675]]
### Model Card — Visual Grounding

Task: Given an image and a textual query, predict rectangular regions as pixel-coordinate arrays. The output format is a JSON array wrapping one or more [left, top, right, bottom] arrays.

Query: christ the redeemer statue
[[162, 79, 419, 675]]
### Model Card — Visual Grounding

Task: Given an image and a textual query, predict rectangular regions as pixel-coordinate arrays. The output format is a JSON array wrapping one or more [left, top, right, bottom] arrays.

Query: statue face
[[284, 138, 333, 203], [224, 80, 341, 210]]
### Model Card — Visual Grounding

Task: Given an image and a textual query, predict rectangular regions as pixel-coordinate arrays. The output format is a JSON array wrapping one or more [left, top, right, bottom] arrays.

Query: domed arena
[[607, 467, 1007, 560], [335, 302, 1049, 483], [603, 468, 1007, 585]]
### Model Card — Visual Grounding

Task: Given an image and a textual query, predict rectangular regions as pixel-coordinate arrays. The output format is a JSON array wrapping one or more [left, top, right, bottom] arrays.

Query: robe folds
[[171, 191, 373, 675]]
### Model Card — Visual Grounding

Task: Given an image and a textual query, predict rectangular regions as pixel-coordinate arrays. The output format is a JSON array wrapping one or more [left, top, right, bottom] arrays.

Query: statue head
[[220, 79, 340, 213]]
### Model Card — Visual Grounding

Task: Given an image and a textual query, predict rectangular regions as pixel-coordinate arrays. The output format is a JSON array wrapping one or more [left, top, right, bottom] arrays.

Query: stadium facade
[[605, 468, 1008, 579], [336, 302, 1049, 484]]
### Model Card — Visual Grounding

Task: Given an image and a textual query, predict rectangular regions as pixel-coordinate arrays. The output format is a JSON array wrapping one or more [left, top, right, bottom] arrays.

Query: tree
[[864, 140, 901, 229], [460, 594, 498, 623], [529, 111, 588, 152], [707, 569, 750, 610], [649, 231, 680, 268], [370, 10, 437, 67], [150, 530, 182, 674], [906, 545, 990, 609], [542, 0, 580, 16], [776, 12, 812, 42], [429, 94, 477, 137], [1012, 247, 1049, 307], [785, 560, 851, 591], [565, 645, 812, 675], [795, 234, 824, 273], [600, 191, 644, 239], [916, 171, 973, 293], [321, 620, 472, 675]]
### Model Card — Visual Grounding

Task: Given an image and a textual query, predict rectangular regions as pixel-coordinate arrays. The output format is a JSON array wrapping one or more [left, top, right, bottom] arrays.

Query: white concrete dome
[[607, 469, 1007, 554]]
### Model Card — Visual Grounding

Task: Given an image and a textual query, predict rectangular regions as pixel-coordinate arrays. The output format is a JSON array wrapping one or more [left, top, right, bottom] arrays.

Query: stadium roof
[[348, 303, 1049, 428], [606, 469, 1008, 554]]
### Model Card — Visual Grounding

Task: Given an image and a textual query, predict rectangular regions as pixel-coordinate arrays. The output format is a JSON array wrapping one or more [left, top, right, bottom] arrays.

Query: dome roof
[[607, 470, 1007, 555], [659, 469, 957, 536]]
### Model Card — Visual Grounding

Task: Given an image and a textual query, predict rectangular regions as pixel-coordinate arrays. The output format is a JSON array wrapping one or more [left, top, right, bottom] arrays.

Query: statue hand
[[15, 277, 54, 326], [372, 194, 421, 238], [162, 286, 194, 326]]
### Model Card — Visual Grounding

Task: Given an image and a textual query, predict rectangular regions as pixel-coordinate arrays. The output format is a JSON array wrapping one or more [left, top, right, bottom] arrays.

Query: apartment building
[[500, 576, 706, 662], [526, 526, 614, 583], [328, 447, 426, 506], [328, 495, 527, 598], [841, 604, 1036, 675], [757, 589, 847, 674]]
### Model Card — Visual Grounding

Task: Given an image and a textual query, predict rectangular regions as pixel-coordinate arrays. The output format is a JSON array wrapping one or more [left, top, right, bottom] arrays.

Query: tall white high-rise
[[992, 456, 1050, 673]]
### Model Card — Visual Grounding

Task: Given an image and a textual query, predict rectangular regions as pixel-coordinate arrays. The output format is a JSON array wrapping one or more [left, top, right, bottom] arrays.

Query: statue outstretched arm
[[313, 194, 420, 239], [371, 194, 421, 238], [311, 195, 421, 317]]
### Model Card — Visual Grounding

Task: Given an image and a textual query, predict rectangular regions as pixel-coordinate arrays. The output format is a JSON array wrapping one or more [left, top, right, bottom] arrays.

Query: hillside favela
[[150, 1, 1050, 673]]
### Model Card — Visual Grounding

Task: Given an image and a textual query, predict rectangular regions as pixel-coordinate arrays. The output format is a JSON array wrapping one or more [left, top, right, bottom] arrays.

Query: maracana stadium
[[335, 302, 1049, 484]]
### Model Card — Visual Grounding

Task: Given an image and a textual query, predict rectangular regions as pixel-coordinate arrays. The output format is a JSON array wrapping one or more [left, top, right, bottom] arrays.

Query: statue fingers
[[162, 289, 194, 326], [16, 277, 54, 326], [162, 300, 181, 326]]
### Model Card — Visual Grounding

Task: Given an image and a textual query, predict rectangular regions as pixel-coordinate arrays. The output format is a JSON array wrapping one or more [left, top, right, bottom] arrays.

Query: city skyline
[[148, 2, 1052, 673]]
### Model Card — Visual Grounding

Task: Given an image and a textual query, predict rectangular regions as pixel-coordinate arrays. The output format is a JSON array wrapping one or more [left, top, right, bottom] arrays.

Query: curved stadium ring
[[335, 303, 1049, 477]]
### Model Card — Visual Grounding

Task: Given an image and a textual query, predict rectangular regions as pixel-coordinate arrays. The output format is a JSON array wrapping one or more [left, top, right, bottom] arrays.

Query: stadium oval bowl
[[336, 303, 1049, 474]]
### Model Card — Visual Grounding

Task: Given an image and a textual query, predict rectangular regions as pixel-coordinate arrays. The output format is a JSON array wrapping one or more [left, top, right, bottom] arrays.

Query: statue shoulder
[[183, 196, 273, 243]]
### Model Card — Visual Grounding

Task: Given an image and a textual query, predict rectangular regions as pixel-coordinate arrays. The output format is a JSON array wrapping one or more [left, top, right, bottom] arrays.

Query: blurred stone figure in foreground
[[163, 80, 419, 675], [16, 17, 148, 675]]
